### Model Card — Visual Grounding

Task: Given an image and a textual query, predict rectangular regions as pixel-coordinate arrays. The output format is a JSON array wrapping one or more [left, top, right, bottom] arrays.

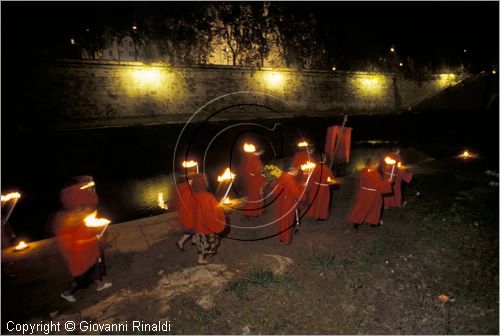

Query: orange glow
[[384, 157, 396, 165], [458, 150, 478, 159], [301, 161, 316, 172], [217, 168, 236, 182], [297, 141, 309, 147], [182, 160, 198, 168], [243, 143, 256, 153], [1, 192, 21, 202], [222, 197, 232, 205], [14, 241, 29, 251], [79, 181, 95, 190], [84, 211, 111, 228]]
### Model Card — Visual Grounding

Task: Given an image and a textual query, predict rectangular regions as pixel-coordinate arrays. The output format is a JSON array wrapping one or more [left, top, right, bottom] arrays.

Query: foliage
[[262, 164, 282, 181]]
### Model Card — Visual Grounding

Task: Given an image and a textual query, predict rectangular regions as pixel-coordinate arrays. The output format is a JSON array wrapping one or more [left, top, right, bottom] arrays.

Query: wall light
[[132, 68, 162, 87], [264, 72, 284, 89]]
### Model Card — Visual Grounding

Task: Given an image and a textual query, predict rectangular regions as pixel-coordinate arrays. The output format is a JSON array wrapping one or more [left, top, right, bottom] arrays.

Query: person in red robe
[[291, 144, 315, 185], [379, 150, 413, 209], [274, 167, 303, 244], [190, 173, 227, 264], [304, 155, 335, 220], [348, 159, 392, 227], [240, 148, 266, 217], [55, 176, 111, 303], [174, 172, 197, 250]]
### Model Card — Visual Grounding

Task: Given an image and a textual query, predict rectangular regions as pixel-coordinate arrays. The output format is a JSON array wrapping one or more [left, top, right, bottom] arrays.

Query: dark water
[[1, 112, 498, 241]]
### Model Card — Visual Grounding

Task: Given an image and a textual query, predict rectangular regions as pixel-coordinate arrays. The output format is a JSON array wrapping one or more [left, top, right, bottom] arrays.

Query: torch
[[301, 161, 316, 187], [182, 160, 199, 174], [384, 157, 397, 182], [217, 167, 236, 203], [84, 211, 111, 239]]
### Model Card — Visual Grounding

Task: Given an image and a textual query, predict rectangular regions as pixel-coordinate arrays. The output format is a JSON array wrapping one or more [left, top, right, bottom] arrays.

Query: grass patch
[[227, 265, 292, 299]]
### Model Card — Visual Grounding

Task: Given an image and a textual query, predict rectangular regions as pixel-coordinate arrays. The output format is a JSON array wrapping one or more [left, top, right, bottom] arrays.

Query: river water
[[1, 112, 497, 241]]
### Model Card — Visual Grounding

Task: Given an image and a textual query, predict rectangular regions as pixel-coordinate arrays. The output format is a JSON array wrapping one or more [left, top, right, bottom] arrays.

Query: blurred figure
[[240, 145, 266, 217], [274, 167, 303, 244], [304, 154, 335, 220], [379, 150, 413, 209], [54, 176, 111, 303], [348, 159, 392, 227], [174, 172, 197, 250], [190, 174, 226, 264]]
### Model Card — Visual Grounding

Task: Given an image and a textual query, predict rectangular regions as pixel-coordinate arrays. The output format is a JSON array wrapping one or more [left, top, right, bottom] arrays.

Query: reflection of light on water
[[130, 174, 174, 215]]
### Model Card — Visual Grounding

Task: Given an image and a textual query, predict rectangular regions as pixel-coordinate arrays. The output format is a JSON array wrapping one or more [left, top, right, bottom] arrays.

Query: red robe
[[193, 191, 226, 235], [241, 154, 266, 216], [325, 126, 352, 163], [175, 182, 197, 232], [275, 173, 303, 244], [55, 209, 100, 277], [305, 163, 335, 220], [379, 153, 413, 209], [60, 184, 98, 210], [348, 168, 392, 225]]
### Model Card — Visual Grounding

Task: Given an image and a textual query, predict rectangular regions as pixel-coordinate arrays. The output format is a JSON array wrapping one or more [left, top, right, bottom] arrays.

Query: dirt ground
[[2, 154, 498, 335]]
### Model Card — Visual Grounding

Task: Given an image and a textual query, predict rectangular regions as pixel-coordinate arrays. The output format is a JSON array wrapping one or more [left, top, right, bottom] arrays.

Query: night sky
[[2, 1, 499, 70]]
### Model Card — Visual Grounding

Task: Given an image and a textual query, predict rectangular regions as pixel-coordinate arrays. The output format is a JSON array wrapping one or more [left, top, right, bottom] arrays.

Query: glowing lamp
[[217, 168, 236, 182], [132, 69, 161, 86], [1, 192, 21, 202], [390, 47, 395, 53], [384, 157, 396, 165], [493, 70, 497, 75], [332, 66, 336, 71], [84, 211, 111, 228], [14, 241, 29, 251], [80, 181, 95, 190], [399, 62, 403, 67], [297, 141, 309, 148], [264, 72, 284, 89], [300, 161, 316, 172], [243, 143, 256, 153]]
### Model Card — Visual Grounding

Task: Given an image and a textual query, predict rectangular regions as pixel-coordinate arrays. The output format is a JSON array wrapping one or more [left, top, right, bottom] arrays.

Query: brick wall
[[36, 60, 461, 122]]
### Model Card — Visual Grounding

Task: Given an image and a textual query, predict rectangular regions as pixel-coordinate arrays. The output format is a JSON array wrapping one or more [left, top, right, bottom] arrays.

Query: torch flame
[[298, 141, 309, 147], [1, 192, 21, 202], [182, 160, 198, 168], [384, 157, 396, 165], [84, 211, 111, 228], [222, 197, 232, 205], [243, 143, 256, 153], [80, 181, 95, 190], [327, 176, 333, 183], [458, 150, 478, 159], [301, 161, 316, 171], [15, 240, 28, 251], [158, 192, 168, 210], [217, 168, 236, 182]]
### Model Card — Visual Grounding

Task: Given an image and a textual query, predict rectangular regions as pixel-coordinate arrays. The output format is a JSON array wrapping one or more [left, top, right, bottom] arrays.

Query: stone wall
[[36, 60, 462, 122]]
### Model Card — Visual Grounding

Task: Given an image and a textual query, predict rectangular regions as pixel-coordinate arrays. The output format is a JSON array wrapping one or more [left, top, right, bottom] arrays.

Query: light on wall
[[264, 72, 284, 89], [132, 68, 162, 86], [354, 74, 387, 96]]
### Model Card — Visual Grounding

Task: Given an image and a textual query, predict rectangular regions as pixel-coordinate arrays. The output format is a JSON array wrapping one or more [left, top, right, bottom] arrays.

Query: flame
[[79, 181, 95, 190], [222, 197, 232, 205], [298, 141, 308, 147], [384, 157, 396, 165], [458, 150, 477, 159], [217, 168, 236, 182], [243, 143, 256, 153], [158, 192, 168, 210], [327, 176, 334, 184], [301, 161, 316, 171], [182, 160, 198, 168], [15, 240, 28, 251], [84, 211, 111, 228], [1, 192, 21, 202]]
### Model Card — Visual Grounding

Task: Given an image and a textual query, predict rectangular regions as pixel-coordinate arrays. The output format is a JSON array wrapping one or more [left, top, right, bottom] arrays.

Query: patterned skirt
[[192, 233, 220, 255]]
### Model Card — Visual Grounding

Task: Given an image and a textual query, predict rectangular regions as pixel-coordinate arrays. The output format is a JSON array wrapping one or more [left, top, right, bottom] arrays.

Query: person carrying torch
[[379, 150, 413, 209], [54, 176, 112, 303], [240, 142, 266, 218], [304, 154, 336, 220], [348, 158, 392, 228]]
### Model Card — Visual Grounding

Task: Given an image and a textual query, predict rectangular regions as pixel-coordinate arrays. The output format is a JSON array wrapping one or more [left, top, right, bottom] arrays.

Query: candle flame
[[384, 157, 396, 165], [79, 181, 95, 190], [301, 161, 316, 171], [182, 160, 198, 168], [217, 168, 236, 182], [243, 143, 256, 153], [158, 192, 168, 209], [297, 141, 308, 147], [84, 211, 111, 228], [15, 240, 28, 251], [1, 192, 21, 202]]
